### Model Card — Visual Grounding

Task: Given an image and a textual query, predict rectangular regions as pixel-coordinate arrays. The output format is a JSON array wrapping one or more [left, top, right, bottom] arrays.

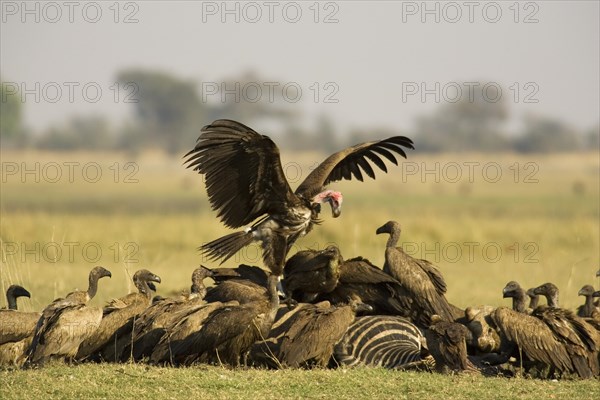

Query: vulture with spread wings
[[185, 119, 414, 275]]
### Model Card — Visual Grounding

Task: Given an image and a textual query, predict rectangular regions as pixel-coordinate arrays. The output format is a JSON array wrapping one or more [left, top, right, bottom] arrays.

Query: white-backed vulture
[[283, 246, 342, 304], [76, 269, 161, 362], [489, 282, 600, 378], [0, 285, 40, 367], [250, 297, 370, 369], [490, 307, 575, 375], [159, 273, 280, 367], [26, 266, 112, 366], [125, 266, 214, 361], [376, 221, 454, 324], [149, 300, 239, 365], [502, 281, 529, 313], [577, 285, 598, 318], [533, 282, 560, 307], [185, 119, 413, 276]]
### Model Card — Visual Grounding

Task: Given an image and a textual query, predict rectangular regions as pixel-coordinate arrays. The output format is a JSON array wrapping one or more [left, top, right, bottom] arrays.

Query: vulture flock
[[1, 119, 599, 381]]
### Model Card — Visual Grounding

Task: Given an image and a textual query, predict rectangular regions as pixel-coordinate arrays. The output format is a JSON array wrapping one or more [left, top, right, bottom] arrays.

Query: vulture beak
[[502, 288, 510, 298], [355, 303, 374, 314], [578, 289, 585, 296], [331, 202, 341, 218], [596, 270, 600, 277], [375, 225, 386, 235], [592, 290, 600, 297]]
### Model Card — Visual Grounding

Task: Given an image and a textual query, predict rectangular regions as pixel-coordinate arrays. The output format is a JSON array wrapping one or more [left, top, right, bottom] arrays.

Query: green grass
[[0, 150, 599, 396], [2, 363, 599, 400]]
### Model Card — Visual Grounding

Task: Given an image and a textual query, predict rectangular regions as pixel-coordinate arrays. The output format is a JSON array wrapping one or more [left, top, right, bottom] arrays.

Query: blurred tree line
[[1, 73, 598, 154]]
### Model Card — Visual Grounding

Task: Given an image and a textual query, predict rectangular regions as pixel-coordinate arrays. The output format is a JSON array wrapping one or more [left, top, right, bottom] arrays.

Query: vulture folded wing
[[184, 119, 296, 228], [491, 307, 573, 372], [295, 136, 414, 197], [340, 257, 399, 285], [280, 306, 353, 367], [414, 258, 447, 295], [533, 307, 598, 352]]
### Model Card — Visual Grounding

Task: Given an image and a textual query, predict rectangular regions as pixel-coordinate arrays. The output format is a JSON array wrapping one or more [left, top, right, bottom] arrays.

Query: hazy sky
[[1, 1, 598, 134]]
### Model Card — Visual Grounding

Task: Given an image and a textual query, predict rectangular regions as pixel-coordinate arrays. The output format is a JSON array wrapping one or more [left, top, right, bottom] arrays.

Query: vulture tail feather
[[200, 231, 254, 264]]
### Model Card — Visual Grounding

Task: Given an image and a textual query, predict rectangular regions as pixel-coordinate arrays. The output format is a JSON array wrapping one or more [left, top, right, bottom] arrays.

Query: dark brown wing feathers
[[184, 119, 295, 228], [296, 136, 414, 197]]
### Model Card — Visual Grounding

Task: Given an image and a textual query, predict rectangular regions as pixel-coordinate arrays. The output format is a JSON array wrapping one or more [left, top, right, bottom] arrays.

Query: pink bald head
[[312, 190, 343, 218]]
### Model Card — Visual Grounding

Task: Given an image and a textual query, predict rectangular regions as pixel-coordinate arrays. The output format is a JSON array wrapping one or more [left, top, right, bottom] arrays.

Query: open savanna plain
[[1, 149, 599, 399]]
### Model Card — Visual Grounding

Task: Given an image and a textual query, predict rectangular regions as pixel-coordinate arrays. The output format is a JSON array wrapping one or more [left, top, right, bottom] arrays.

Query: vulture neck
[[545, 293, 559, 308], [386, 227, 401, 249], [511, 290, 528, 313], [135, 277, 153, 299], [87, 272, 101, 300], [582, 294, 594, 315], [528, 295, 539, 309], [190, 282, 207, 300], [6, 292, 18, 311]]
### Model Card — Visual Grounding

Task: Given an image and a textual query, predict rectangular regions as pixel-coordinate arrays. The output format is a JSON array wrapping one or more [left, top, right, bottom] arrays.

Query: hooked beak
[[593, 290, 600, 297], [502, 288, 510, 298], [331, 203, 341, 218], [355, 303, 374, 314], [578, 289, 585, 296], [375, 225, 386, 235]]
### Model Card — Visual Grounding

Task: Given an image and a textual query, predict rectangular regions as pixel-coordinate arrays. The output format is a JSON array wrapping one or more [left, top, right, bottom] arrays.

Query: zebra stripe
[[334, 315, 424, 368]]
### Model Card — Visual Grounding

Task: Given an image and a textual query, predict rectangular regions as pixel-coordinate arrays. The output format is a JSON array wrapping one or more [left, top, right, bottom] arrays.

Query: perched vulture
[[578, 285, 598, 318], [149, 300, 239, 365], [155, 273, 280, 367], [491, 282, 600, 379], [185, 119, 413, 276], [533, 283, 560, 308], [125, 266, 214, 361], [250, 297, 370, 369], [376, 221, 454, 324], [502, 281, 529, 313], [76, 269, 161, 362], [0, 285, 40, 367], [26, 266, 112, 366], [1, 285, 31, 310]]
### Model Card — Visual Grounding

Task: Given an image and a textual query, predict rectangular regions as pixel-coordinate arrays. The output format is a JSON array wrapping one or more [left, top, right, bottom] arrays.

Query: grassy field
[[1, 149, 599, 396], [2, 363, 599, 400]]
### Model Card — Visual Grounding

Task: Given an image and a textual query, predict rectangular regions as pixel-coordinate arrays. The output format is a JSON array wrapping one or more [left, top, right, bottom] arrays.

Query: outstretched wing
[[184, 119, 296, 228], [295, 136, 414, 197]]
